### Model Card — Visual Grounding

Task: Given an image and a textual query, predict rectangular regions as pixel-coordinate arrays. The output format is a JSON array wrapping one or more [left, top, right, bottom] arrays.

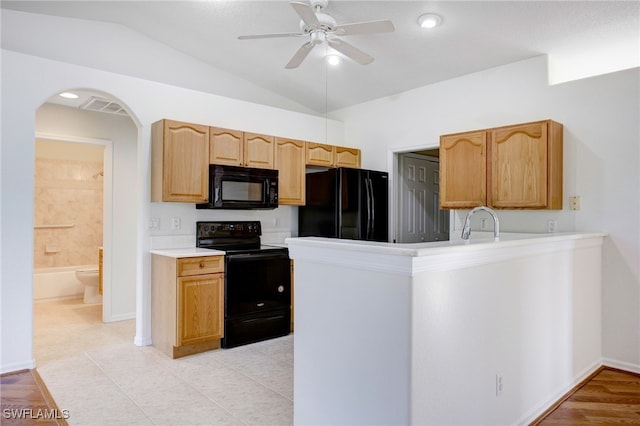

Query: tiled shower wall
[[34, 157, 103, 268]]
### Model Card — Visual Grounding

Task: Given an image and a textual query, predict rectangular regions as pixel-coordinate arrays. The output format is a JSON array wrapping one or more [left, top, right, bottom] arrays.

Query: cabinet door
[[439, 131, 487, 209], [152, 120, 209, 203], [275, 138, 306, 205], [244, 133, 275, 169], [335, 147, 361, 168], [306, 142, 336, 167], [210, 127, 243, 166], [489, 122, 548, 208], [177, 273, 223, 346]]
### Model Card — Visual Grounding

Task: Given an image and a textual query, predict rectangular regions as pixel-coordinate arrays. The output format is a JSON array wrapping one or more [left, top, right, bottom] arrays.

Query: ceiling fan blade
[[238, 32, 305, 40], [328, 38, 374, 65], [290, 1, 319, 27], [334, 20, 395, 36], [285, 41, 316, 69]]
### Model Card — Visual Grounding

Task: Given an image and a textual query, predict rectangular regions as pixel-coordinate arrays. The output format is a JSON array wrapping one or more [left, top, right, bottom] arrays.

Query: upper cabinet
[[151, 119, 209, 203], [306, 142, 335, 167], [209, 127, 243, 166], [244, 133, 275, 169], [335, 146, 362, 168], [489, 121, 563, 209], [439, 130, 487, 209], [440, 120, 563, 210], [152, 119, 363, 204], [275, 138, 306, 206], [209, 128, 274, 169], [305, 142, 361, 168]]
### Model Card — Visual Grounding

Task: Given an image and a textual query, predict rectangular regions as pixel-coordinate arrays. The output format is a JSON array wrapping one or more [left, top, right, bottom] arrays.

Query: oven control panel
[[196, 221, 262, 238]]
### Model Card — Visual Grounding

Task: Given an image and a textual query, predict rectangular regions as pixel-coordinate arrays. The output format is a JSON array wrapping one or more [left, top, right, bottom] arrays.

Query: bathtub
[[33, 265, 96, 301]]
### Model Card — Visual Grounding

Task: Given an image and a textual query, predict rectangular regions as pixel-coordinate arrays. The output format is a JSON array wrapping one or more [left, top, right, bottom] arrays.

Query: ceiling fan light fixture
[[418, 13, 442, 29], [326, 54, 341, 66]]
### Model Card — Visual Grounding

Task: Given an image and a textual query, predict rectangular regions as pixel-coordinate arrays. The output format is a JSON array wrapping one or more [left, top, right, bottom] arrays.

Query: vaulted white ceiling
[[2, 1, 638, 114]]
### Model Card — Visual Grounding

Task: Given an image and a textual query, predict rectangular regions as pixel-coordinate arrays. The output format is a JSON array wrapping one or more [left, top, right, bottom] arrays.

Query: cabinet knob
[[199, 262, 205, 268]]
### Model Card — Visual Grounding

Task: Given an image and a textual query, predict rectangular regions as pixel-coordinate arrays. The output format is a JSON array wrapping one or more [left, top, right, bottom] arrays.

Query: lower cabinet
[[152, 254, 224, 358]]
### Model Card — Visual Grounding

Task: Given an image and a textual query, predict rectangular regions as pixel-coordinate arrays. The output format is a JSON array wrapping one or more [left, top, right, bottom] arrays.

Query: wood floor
[[532, 367, 640, 425], [0, 369, 68, 425], [1, 366, 638, 424]]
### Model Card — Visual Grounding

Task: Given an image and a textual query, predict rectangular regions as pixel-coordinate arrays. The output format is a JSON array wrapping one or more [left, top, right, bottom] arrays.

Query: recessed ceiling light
[[326, 54, 341, 66], [418, 13, 442, 29], [59, 92, 79, 99]]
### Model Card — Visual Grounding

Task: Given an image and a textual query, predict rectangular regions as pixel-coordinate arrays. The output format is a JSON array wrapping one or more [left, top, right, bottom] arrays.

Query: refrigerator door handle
[[369, 177, 376, 238], [365, 177, 373, 240]]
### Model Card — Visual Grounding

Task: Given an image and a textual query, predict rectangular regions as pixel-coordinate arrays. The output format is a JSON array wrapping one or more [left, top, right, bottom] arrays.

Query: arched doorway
[[32, 88, 140, 364]]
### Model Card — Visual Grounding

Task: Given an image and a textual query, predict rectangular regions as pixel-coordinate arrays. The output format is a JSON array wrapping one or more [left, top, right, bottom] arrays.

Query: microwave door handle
[[263, 179, 268, 203]]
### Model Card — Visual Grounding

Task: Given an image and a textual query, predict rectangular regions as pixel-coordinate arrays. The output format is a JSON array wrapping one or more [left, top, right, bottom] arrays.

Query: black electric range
[[196, 221, 291, 348]]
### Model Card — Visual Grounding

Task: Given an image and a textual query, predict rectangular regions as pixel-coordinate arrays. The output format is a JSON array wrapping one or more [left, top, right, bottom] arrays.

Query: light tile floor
[[33, 299, 293, 425]]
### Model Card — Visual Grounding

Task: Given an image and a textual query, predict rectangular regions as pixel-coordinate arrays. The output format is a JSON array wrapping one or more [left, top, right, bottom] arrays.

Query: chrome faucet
[[461, 206, 500, 241]]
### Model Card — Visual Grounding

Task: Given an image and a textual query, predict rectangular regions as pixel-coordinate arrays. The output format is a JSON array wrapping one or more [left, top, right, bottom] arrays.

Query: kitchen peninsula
[[286, 232, 606, 425]]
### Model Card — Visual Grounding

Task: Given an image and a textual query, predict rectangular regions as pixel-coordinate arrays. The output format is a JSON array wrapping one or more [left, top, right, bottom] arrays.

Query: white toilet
[[75, 268, 102, 304]]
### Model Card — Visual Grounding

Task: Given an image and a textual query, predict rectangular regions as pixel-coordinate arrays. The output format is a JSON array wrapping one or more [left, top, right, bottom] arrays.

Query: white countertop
[[285, 232, 606, 257], [150, 247, 225, 258]]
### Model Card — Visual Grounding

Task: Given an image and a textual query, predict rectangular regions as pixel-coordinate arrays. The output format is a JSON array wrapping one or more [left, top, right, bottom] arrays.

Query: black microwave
[[196, 165, 278, 210]]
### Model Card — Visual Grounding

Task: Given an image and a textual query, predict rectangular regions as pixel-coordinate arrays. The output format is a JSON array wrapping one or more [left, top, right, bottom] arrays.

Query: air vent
[[79, 96, 128, 116]]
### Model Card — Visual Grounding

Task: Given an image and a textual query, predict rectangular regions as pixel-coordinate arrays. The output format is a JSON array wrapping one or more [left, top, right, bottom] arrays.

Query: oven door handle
[[226, 252, 288, 261]]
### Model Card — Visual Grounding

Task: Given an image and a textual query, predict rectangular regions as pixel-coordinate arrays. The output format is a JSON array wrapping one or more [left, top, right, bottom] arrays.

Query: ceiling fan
[[237, 0, 395, 69]]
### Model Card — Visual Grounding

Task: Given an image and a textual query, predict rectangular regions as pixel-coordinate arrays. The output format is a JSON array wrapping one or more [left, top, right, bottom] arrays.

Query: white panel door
[[398, 154, 449, 243]]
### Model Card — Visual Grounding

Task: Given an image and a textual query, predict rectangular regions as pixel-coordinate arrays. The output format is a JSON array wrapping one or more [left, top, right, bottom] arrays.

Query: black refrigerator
[[298, 168, 388, 242]]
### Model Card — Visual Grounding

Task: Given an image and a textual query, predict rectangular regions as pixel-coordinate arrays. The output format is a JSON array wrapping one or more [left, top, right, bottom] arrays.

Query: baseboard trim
[[602, 357, 640, 374], [517, 360, 602, 425], [104, 312, 135, 323], [527, 365, 605, 425], [134, 335, 152, 346], [522, 360, 640, 425], [0, 359, 36, 375]]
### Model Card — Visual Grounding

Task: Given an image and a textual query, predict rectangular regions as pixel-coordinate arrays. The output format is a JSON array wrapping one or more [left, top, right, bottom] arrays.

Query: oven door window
[[222, 180, 264, 202]]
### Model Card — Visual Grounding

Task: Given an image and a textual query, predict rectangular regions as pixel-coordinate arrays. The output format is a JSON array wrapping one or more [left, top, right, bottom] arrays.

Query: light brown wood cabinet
[[151, 119, 210, 203], [244, 132, 275, 169], [209, 127, 243, 166], [439, 130, 487, 209], [335, 146, 362, 168], [305, 142, 361, 168], [440, 120, 563, 210], [209, 128, 274, 169], [151, 254, 224, 358], [275, 138, 306, 206]]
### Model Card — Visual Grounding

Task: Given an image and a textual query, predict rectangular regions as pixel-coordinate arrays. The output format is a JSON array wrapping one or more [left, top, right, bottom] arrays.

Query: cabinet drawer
[[177, 256, 224, 276]]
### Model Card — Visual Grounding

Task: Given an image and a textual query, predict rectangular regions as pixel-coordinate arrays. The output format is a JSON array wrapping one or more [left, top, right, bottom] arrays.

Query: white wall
[[0, 48, 343, 373], [289, 234, 604, 425], [332, 56, 640, 370]]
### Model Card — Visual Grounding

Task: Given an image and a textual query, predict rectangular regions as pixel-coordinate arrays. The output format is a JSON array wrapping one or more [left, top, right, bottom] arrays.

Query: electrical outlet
[[149, 218, 160, 230], [547, 220, 557, 233], [496, 374, 503, 396], [570, 196, 581, 211], [481, 218, 488, 230], [171, 217, 181, 230]]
